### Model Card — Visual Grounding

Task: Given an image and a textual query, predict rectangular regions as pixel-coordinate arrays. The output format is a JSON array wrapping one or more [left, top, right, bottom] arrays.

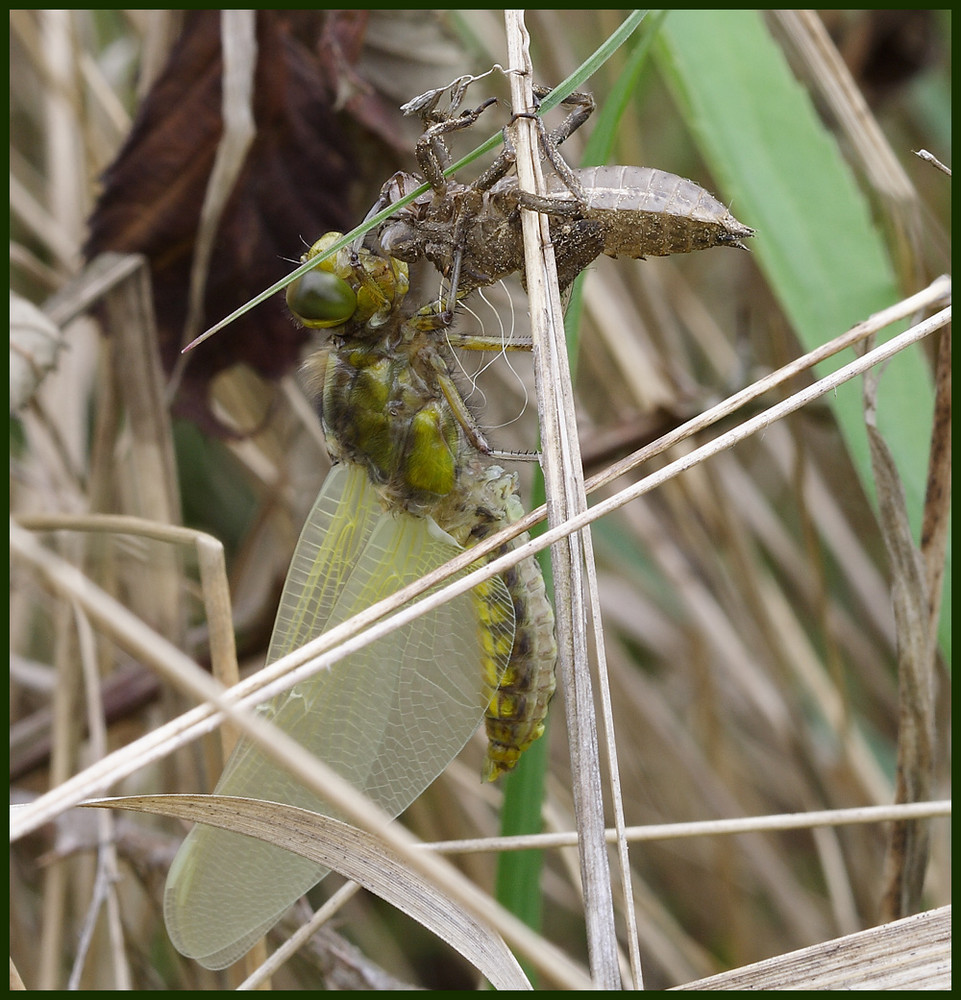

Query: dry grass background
[[9, 10, 951, 990]]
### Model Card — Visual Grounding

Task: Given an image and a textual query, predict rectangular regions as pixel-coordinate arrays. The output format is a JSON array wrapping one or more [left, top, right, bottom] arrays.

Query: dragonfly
[[368, 75, 755, 315], [164, 233, 556, 970]]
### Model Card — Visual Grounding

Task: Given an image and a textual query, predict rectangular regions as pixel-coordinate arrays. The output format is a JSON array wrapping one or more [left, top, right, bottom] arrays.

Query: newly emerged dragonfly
[[164, 235, 556, 969], [370, 75, 755, 312]]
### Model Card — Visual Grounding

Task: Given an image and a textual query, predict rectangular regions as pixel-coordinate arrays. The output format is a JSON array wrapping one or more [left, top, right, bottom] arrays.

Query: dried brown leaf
[[84, 11, 398, 433]]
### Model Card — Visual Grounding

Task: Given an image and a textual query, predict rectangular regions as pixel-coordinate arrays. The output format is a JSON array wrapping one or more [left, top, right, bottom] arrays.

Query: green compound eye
[[286, 268, 357, 328]]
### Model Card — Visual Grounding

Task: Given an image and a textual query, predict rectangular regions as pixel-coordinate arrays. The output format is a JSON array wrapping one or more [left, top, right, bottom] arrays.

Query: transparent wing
[[164, 464, 514, 969]]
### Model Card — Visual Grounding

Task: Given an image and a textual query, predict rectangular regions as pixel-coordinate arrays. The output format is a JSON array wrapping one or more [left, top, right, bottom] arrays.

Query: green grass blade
[[491, 727, 551, 986], [536, 10, 649, 117]]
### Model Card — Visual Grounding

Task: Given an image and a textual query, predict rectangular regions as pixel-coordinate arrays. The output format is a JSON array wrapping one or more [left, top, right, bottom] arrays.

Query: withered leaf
[[85, 11, 400, 434]]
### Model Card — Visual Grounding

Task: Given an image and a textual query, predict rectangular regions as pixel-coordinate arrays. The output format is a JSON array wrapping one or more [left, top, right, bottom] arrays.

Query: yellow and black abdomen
[[433, 459, 557, 782], [480, 534, 557, 781]]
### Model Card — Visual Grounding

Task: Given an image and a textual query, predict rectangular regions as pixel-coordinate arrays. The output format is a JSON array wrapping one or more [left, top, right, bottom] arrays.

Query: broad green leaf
[[654, 10, 947, 655]]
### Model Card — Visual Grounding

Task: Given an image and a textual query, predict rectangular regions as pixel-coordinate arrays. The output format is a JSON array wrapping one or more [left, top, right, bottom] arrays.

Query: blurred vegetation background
[[10, 10, 950, 990]]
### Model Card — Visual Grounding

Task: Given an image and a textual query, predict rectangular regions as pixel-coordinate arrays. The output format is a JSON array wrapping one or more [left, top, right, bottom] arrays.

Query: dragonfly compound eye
[[286, 268, 358, 329]]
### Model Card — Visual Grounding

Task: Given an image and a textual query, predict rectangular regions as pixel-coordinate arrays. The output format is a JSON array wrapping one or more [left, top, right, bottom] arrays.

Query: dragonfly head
[[287, 233, 410, 333]]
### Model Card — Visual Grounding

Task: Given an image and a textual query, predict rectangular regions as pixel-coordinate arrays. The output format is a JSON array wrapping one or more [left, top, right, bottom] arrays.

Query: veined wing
[[164, 464, 514, 969]]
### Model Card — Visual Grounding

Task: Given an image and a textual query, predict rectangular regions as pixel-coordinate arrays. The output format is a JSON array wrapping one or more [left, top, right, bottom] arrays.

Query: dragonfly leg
[[510, 115, 589, 209], [426, 351, 497, 458], [441, 186, 486, 317], [414, 97, 499, 194], [532, 84, 596, 148], [351, 181, 397, 255]]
